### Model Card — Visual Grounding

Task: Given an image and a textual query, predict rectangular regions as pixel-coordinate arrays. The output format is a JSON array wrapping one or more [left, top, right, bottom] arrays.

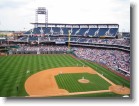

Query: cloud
[[0, 0, 28, 9]]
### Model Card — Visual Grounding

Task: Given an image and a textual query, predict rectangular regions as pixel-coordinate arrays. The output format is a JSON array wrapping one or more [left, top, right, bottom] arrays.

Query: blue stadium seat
[[77, 28, 88, 35], [110, 28, 118, 36], [86, 28, 98, 37], [71, 28, 80, 35], [28, 36, 38, 41], [98, 28, 109, 36], [24, 27, 118, 37]]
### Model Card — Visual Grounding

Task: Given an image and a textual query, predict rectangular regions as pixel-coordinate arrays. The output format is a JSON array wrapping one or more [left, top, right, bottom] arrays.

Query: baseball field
[[0, 54, 130, 97]]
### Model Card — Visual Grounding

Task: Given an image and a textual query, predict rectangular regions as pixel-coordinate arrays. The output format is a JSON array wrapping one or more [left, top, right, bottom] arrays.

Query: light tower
[[35, 7, 48, 27]]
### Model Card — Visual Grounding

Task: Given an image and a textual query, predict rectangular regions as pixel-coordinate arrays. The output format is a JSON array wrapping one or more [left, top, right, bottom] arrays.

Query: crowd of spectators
[[11, 45, 130, 76], [73, 47, 130, 76], [88, 38, 130, 46], [48, 37, 130, 46], [16, 45, 68, 52], [15, 36, 130, 47]]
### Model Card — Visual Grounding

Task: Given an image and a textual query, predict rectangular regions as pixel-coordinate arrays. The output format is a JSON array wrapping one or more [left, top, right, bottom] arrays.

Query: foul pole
[[68, 30, 71, 50]]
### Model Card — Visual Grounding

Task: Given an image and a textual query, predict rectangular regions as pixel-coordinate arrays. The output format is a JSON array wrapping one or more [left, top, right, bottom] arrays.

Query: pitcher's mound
[[78, 79, 90, 83], [109, 85, 130, 95]]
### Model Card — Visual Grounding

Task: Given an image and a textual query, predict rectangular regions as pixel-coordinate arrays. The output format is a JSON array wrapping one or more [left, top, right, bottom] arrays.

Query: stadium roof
[[31, 23, 119, 26]]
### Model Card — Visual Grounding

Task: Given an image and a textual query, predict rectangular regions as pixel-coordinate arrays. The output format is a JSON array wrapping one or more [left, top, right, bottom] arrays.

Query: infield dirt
[[25, 67, 130, 97]]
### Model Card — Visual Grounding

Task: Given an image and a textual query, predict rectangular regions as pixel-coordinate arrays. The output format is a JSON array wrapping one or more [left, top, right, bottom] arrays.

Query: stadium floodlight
[[35, 7, 48, 24]]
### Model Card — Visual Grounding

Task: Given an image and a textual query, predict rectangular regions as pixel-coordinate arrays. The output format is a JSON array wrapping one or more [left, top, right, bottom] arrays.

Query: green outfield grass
[[0, 54, 130, 97], [55, 73, 111, 92]]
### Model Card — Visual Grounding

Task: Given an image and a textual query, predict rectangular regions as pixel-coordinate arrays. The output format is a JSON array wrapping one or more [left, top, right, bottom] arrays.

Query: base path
[[109, 85, 130, 95], [25, 67, 130, 97], [25, 67, 97, 97]]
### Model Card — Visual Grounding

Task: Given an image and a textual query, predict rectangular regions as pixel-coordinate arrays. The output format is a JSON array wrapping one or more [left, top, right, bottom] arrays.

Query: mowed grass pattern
[[0, 54, 83, 97], [0, 54, 130, 97], [55, 73, 111, 92]]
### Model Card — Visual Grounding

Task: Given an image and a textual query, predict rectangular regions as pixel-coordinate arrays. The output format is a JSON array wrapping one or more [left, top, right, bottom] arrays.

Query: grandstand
[[23, 24, 118, 37], [0, 7, 130, 77], [0, 7, 130, 97]]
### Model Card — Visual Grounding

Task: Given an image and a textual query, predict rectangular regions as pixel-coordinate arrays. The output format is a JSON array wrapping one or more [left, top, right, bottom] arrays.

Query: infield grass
[[55, 73, 111, 92]]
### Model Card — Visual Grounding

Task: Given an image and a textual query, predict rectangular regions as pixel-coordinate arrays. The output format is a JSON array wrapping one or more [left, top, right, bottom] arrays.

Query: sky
[[0, 0, 130, 32]]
